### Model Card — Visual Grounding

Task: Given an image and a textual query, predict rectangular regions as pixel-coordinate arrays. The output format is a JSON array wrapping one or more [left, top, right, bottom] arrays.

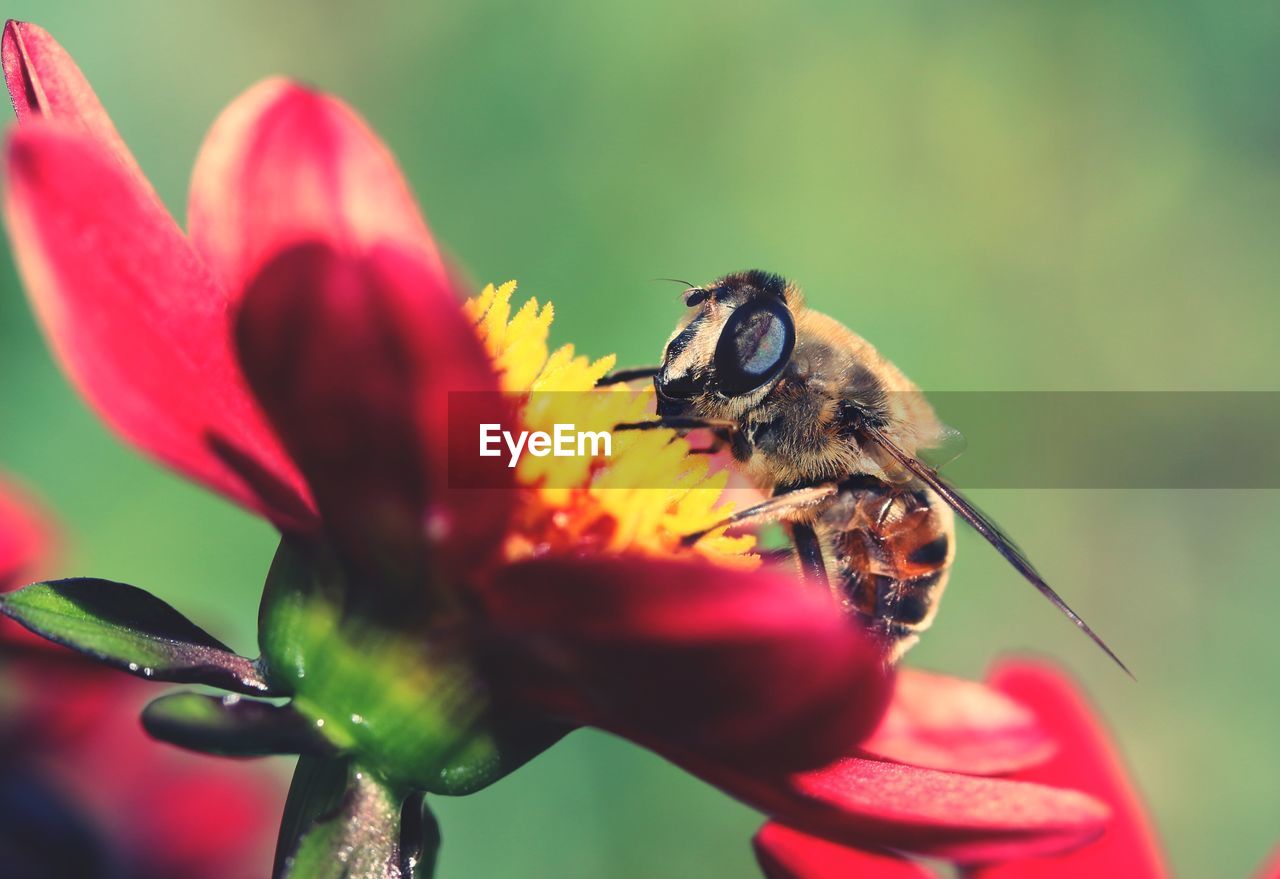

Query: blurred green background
[[1, 1, 1277, 876]]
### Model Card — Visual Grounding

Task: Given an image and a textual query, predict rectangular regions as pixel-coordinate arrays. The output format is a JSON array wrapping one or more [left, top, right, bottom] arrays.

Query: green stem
[[274, 756, 351, 877], [275, 759, 439, 879]]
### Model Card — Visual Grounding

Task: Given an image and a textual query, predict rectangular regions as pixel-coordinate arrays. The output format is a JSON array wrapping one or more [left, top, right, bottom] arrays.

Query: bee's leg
[[679, 483, 840, 547], [596, 367, 660, 386], [787, 522, 830, 588], [614, 416, 740, 433]]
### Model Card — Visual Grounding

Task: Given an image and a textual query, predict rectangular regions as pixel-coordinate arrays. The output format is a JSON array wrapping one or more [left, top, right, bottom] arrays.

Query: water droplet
[[315, 718, 325, 728], [424, 507, 452, 542], [127, 662, 139, 672], [142, 667, 154, 678], [222, 694, 242, 706], [350, 713, 364, 725]]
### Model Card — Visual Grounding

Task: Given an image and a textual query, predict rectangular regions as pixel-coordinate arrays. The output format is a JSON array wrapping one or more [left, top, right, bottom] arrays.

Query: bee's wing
[[862, 423, 1132, 678], [918, 423, 967, 471]]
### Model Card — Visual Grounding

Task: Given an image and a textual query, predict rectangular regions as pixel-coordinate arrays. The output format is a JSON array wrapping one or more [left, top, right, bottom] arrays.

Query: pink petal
[[754, 822, 935, 879], [479, 556, 892, 770], [3, 123, 315, 529], [860, 668, 1055, 776], [188, 77, 446, 297], [0, 476, 49, 589], [677, 751, 1108, 864], [1, 20, 149, 192], [33, 660, 282, 879], [964, 661, 1168, 878], [235, 241, 510, 591]]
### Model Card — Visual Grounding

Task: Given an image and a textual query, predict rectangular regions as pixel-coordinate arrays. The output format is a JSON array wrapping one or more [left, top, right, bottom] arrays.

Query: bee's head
[[654, 270, 797, 416]]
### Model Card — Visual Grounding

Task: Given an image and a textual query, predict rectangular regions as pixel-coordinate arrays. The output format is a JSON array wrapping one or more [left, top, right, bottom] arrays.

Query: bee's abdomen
[[820, 480, 955, 662]]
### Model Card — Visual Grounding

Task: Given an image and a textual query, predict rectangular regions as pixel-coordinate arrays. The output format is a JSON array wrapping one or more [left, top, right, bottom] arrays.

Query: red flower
[[754, 660, 1280, 878], [1, 19, 1110, 865], [703, 664, 1107, 868], [963, 662, 1166, 878], [0, 478, 284, 879]]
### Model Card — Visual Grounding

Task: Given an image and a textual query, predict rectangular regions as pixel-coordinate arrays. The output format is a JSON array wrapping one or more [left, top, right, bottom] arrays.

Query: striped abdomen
[[815, 477, 955, 662]]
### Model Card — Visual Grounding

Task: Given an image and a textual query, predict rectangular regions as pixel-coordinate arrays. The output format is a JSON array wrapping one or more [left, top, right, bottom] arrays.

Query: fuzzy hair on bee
[[656, 270, 947, 490], [608, 270, 1129, 672]]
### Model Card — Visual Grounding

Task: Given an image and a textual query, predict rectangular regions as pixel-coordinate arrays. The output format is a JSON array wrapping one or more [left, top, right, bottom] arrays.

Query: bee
[[604, 270, 1128, 671]]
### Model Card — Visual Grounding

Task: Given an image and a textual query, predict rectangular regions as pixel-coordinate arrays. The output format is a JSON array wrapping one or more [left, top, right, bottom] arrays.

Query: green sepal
[[142, 691, 336, 757], [0, 579, 275, 694], [398, 794, 441, 879], [424, 718, 571, 796], [258, 539, 498, 789], [258, 539, 568, 794]]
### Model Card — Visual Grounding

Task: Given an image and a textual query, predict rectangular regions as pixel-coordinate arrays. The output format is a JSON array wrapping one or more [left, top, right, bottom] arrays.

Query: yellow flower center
[[465, 282, 757, 568]]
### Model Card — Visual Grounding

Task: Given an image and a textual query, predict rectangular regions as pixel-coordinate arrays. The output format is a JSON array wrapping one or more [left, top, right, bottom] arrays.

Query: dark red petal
[[754, 822, 934, 879], [860, 668, 1055, 776], [0, 476, 49, 589], [674, 750, 1108, 863], [188, 78, 446, 297], [3, 123, 315, 529], [965, 661, 1168, 878], [1, 20, 150, 194], [480, 556, 892, 770], [236, 241, 509, 590]]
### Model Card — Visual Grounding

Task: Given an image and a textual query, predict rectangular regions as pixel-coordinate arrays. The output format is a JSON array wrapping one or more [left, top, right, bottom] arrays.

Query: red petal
[[114, 760, 281, 879], [0, 638, 120, 753], [188, 78, 446, 297], [3, 123, 315, 529], [860, 668, 1055, 776], [0, 476, 49, 589], [479, 556, 892, 770], [965, 661, 1168, 878], [754, 822, 934, 879], [676, 751, 1108, 864], [1, 20, 149, 193], [235, 241, 509, 590], [36, 669, 281, 878]]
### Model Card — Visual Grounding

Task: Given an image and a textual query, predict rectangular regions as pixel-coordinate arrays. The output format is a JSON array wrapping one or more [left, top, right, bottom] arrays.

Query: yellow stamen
[[465, 282, 757, 568]]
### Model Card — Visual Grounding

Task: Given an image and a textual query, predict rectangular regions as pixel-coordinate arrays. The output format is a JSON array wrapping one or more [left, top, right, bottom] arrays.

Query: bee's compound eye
[[714, 299, 795, 396]]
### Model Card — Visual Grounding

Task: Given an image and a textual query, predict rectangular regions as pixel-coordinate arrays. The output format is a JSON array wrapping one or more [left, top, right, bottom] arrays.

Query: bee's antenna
[[654, 277, 698, 290]]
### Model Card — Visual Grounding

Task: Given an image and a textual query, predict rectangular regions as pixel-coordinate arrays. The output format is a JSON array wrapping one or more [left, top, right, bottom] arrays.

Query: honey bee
[[604, 270, 1128, 671]]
